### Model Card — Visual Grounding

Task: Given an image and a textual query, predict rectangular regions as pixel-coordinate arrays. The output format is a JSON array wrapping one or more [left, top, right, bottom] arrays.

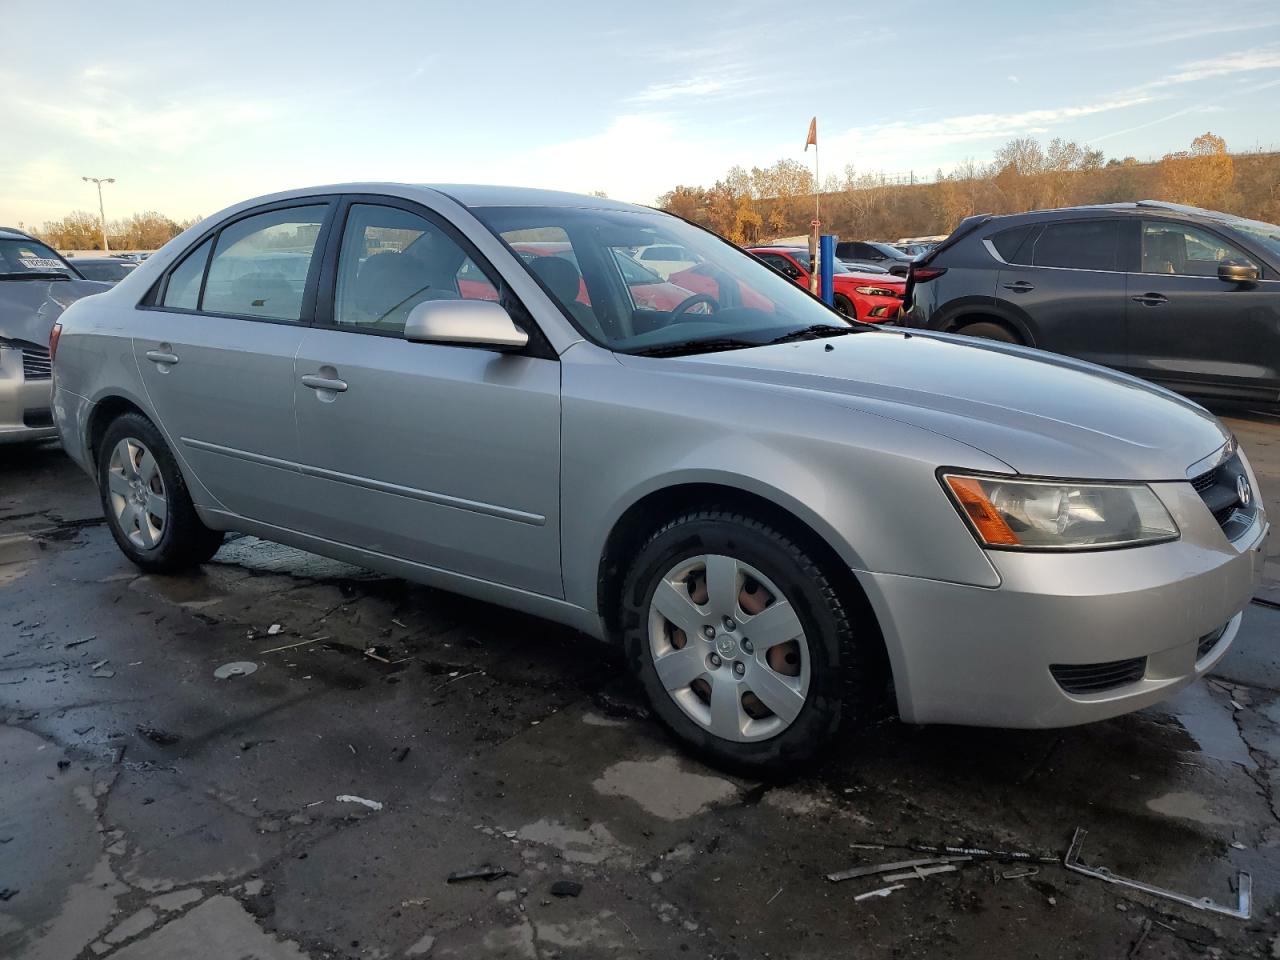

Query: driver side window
[[333, 204, 490, 334]]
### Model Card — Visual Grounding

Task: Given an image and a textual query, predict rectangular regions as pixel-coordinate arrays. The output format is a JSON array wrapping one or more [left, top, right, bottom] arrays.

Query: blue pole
[[819, 234, 835, 306]]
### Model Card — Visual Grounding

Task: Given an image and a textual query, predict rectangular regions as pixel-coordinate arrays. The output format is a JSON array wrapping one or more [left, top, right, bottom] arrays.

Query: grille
[[1196, 624, 1227, 662], [21, 345, 51, 380], [1050, 657, 1147, 694], [1189, 450, 1255, 539]]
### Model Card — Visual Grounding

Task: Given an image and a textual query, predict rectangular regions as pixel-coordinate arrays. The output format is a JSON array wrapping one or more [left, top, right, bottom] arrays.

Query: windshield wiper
[[766, 324, 861, 345], [631, 337, 765, 358], [0, 271, 73, 281]]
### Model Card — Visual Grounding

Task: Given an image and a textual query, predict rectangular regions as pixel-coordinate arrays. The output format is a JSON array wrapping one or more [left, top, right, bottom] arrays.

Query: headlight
[[942, 473, 1178, 550], [854, 285, 900, 298]]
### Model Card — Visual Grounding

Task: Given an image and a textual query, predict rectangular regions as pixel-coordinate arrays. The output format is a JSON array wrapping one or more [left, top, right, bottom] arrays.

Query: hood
[[834, 273, 904, 289], [633, 330, 1228, 481], [0, 277, 111, 345]]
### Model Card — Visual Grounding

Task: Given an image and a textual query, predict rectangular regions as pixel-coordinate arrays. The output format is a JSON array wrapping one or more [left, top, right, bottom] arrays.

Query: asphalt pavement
[[2, 410, 1278, 959]]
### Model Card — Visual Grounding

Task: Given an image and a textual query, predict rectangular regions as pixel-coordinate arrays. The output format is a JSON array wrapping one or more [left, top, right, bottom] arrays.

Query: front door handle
[[144, 349, 180, 365], [1001, 280, 1035, 292], [1131, 293, 1169, 306], [300, 374, 348, 393]]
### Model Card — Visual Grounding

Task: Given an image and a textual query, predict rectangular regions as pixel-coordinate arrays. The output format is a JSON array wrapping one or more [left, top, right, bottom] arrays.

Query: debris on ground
[[0, 888, 18, 902], [65, 635, 94, 648], [89, 658, 115, 678], [136, 725, 181, 746], [57, 759, 70, 771], [267, 624, 283, 635], [827, 856, 971, 883], [446, 866, 510, 883], [394, 747, 411, 763], [550, 880, 583, 898], [911, 842, 1058, 863], [881, 864, 960, 883], [260, 636, 323, 654], [853, 884, 905, 902], [335, 794, 383, 811], [214, 661, 259, 680], [1000, 867, 1040, 880], [1064, 827, 1251, 920]]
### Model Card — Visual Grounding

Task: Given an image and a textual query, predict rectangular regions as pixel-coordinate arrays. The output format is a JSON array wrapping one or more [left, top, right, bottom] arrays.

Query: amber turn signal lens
[[48, 322, 62, 362], [944, 475, 1021, 546]]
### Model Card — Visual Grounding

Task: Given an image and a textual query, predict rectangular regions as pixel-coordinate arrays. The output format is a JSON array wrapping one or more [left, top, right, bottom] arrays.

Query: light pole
[[82, 176, 115, 252]]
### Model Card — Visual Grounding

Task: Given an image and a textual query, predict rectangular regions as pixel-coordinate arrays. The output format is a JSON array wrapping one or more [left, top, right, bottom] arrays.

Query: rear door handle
[[1131, 293, 1169, 306], [300, 374, 348, 393], [144, 349, 179, 365], [1001, 280, 1035, 292]]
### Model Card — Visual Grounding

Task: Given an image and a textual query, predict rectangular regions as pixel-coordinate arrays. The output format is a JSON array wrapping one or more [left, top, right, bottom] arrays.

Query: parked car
[[901, 201, 1280, 406], [52, 185, 1264, 771], [892, 242, 935, 258], [68, 257, 138, 284], [631, 243, 700, 280], [0, 226, 110, 444], [835, 240, 914, 276], [746, 246, 905, 321]]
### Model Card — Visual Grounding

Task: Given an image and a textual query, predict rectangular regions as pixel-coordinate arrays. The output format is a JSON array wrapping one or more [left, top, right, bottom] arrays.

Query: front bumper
[[855, 294, 904, 323], [860, 477, 1267, 727], [0, 346, 55, 444]]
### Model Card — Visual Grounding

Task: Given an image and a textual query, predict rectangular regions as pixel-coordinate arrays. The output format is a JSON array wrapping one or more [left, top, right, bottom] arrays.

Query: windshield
[[1228, 216, 1280, 261], [474, 206, 852, 354], [73, 260, 136, 283], [0, 238, 77, 278]]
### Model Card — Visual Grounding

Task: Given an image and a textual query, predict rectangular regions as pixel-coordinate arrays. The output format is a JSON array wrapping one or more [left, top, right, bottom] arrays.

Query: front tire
[[957, 320, 1022, 344], [833, 294, 857, 320], [620, 508, 885, 774], [97, 413, 223, 573]]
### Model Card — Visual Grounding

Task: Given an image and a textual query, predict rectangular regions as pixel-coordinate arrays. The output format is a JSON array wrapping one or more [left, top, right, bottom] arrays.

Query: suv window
[[200, 206, 327, 320], [989, 224, 1036, 264], [333, 203, 495, 334], [1141, 220, 1255, 277], [1031, 220, 1119, 271]]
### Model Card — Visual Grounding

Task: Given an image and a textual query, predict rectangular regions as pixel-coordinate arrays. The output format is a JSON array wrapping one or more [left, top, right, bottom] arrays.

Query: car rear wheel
[[98, 413, 224, 573], [620, 508, 885, 773], [833, 294, 857, 320], [957, 320, 1022, 344]]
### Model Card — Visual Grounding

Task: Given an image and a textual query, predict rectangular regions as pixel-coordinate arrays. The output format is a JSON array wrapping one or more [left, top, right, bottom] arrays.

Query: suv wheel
[[620, 509, 885, 773], [958, 320, 1022, 344], [98, 413, 224, 572]]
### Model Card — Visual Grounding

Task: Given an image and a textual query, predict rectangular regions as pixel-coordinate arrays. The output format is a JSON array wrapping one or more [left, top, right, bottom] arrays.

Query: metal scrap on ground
[[335, 795, 383, 811]]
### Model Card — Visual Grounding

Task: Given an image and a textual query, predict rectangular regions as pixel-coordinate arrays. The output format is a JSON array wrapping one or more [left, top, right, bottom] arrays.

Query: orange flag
[[805, 117, 817, 151]]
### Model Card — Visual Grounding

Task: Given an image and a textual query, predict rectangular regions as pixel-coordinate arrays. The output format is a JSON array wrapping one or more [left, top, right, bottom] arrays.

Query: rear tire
[[97, 413, 223, 573], [619, 508, 886, 775], [957, 320, 1022, 344]]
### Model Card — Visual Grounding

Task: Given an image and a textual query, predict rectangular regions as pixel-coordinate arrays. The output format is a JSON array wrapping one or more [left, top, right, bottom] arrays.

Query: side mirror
[[404, 299, 529, 350], [1219, 259, 1259, 284]]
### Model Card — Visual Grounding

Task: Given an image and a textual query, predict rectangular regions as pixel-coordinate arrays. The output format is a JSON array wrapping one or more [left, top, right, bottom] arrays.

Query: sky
[[2, 0, 1279, 228]]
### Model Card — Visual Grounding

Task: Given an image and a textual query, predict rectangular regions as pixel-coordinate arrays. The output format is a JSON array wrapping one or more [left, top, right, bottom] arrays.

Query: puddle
[[515, 818, 631, 865], [1146, 790, 1232, 825], [1167, 682, 1256, 770], [592, 755, 739, 820]]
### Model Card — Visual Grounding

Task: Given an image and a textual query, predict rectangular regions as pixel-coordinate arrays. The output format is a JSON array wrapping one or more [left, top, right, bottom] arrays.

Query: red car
[[746, 246, 905, 322]]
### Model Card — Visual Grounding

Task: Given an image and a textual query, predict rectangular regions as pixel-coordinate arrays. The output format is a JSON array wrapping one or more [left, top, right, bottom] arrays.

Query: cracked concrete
[[3, 415, 1280, 958]]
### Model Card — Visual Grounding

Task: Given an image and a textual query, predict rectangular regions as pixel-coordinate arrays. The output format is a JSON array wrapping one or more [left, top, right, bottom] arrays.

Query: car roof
[[0, 226, 37, 241], [983, 200, 1245, 226], [424, 184, 646, 212]]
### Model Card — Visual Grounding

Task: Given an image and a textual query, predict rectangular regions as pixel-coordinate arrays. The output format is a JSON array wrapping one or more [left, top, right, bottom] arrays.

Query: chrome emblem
[[1237, 474, 1252, 507]]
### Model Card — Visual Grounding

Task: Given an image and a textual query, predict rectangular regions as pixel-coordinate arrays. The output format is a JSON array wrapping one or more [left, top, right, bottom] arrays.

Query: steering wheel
[[669, 293, 719, 322]]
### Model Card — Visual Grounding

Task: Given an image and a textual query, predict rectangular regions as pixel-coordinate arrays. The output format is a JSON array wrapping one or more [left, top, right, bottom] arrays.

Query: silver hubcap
[[648, 554, 810, 743], [106, 438, 167, 550]]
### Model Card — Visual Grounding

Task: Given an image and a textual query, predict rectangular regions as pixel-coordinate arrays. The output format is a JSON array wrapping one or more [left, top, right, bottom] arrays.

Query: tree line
[[658, 133, 1280, 244], [29, 210, 203, 251]]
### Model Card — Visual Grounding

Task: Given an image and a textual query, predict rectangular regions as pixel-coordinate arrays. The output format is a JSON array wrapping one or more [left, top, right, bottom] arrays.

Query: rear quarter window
[[989, 224, 1036, 264]]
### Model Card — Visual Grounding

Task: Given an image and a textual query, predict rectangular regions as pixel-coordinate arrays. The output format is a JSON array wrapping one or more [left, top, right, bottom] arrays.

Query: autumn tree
[[1158, 132, 1235, 209]]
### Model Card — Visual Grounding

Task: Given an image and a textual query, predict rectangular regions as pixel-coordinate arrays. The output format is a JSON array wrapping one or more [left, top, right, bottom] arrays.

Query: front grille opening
[[22, 409, 53, 428], [1050, 657, 1147, 694], [21, 345, 52, 381], [1196, 624, 1228, 662], [1189, 450, 1256, 539]]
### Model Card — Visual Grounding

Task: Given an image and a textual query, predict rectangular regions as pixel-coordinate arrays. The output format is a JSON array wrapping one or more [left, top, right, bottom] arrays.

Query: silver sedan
[[51, 184, 1267, 771]]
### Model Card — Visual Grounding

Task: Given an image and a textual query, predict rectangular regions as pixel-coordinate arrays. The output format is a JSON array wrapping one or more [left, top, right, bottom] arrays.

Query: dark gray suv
[[901, 201, 1280, 405]]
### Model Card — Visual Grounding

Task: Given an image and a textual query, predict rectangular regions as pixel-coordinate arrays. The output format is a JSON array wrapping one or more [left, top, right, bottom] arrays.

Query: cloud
[[1145, 42, 1280, 88], [628, 75, 745, 104], [1007, 75, 1019, 84]]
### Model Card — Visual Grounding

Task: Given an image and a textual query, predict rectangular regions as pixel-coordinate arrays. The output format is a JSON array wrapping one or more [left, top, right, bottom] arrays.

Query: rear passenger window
[[162, 238, 212, 310], [1032, 220, 1119, 271], [201, 206, 327, 321], [989, 224, 1035, 264]]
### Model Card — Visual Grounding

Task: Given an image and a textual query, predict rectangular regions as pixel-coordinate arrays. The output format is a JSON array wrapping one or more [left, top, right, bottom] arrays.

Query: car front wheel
[[621, 509, 885, 773], [98, 412, 224, 572]]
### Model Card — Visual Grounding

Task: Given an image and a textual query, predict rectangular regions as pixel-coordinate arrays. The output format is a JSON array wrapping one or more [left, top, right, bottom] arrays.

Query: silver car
[[51, 185, 1267, 771]]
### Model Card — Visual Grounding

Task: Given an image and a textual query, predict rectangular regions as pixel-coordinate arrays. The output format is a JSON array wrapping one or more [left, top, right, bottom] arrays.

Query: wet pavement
[[2, 411, 1279, 959]]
